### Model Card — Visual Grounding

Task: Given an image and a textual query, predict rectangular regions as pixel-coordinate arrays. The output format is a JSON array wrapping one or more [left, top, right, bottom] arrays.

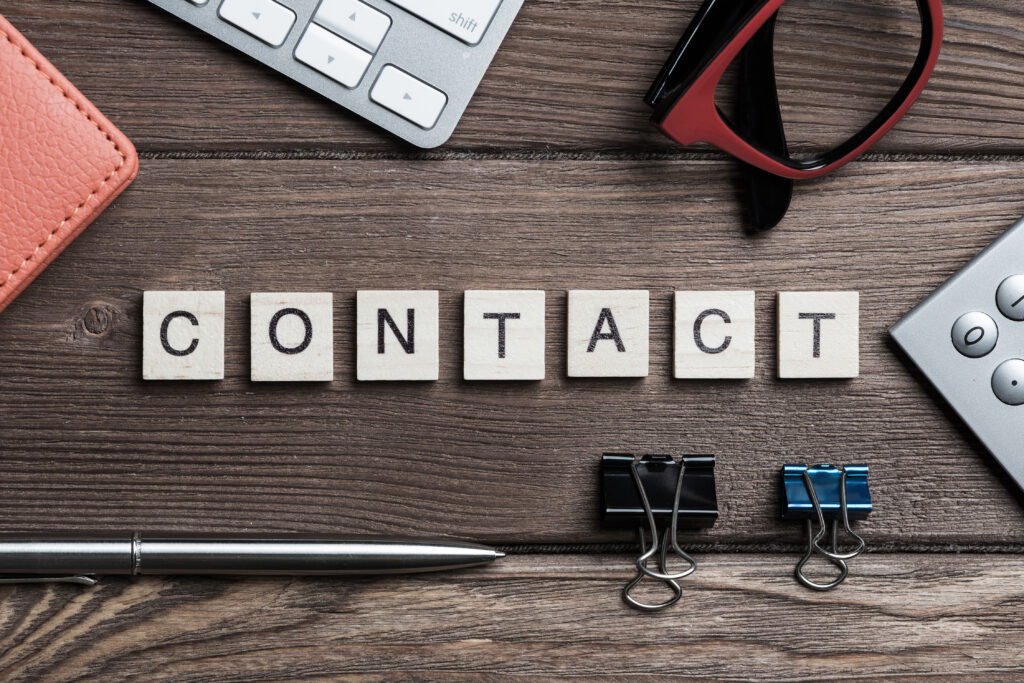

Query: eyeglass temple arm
[[736, 13, 793, 231]]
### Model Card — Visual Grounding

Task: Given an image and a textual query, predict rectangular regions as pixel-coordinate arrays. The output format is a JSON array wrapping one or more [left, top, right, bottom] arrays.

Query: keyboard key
[[992, 359, 1024, 405], [218, 0, 296, 47], [388, 0, 501, 45], [295, 24, 372, 88], [371, 66, 447, 129], [996, 275, 1024, 321], [314, 0, 391, 53], [951, 311, 998, 358]]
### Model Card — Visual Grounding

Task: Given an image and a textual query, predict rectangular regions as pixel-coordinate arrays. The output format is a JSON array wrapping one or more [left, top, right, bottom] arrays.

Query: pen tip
[[495, 551, 506, 559]]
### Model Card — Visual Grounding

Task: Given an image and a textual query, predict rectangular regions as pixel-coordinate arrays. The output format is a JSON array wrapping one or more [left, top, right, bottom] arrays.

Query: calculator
[[146, 0, 524, 148], [891, 216, 1024, 490]]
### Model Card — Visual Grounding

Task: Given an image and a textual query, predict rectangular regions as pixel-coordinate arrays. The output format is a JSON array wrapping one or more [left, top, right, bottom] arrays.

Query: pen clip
[[0, 575, 99, 586]]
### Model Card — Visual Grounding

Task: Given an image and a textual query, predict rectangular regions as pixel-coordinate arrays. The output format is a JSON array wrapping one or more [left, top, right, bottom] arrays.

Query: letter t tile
[[464, 290, 545, 380], [777, 291, 859, 378]]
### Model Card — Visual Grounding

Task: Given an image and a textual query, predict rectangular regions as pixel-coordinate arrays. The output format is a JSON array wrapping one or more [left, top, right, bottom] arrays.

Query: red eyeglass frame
[[648, 0, 944, 180]]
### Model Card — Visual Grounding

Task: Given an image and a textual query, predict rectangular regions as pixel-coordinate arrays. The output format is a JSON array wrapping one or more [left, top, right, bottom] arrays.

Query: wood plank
[[2, 0, 1022, 153], [2, 159, 1024, 545], [0, 553, 1023, 680]]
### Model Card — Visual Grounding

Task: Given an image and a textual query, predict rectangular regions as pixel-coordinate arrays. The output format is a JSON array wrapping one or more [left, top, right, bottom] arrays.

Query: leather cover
[[0, 13, 138, 315]]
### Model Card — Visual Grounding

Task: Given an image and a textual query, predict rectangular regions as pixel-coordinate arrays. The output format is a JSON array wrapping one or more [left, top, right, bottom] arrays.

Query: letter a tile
[[567, 290, 649, 377]]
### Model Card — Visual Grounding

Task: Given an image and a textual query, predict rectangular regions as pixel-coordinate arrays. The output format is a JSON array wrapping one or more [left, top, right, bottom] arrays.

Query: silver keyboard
[[146, 0, 524, 147]]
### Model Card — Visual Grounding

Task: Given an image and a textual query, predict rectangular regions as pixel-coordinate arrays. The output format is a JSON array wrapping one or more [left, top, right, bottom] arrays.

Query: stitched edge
[[0, 27, 128, 289]]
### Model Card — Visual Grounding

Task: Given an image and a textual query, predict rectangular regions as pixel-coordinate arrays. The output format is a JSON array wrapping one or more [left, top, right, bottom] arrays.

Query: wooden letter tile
[[464, 290, 545, 380], [567, 290, 649, 377], [674, 291, 755, 379], [250, 293, 334, 382], [142, 291, 225, 380], [357, 290, 439, 381], [777, 291, 859, 378]]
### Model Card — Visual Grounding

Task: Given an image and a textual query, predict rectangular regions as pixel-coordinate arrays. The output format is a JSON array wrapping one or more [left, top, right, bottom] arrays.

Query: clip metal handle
[[794, 466, 867, 591], [623, 526, 684, 611], [631, 457, 697, 583], [795, 521, 849, 591], [805, 468, 866, 562], [621, 457, 698, 611]]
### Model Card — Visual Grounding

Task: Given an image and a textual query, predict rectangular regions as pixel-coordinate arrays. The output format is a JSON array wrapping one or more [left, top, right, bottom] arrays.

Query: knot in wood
[[83, 305, 113, 336]]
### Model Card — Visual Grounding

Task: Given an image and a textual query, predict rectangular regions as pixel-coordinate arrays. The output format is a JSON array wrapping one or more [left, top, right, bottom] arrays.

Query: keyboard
[[146, 0, 524, 147]]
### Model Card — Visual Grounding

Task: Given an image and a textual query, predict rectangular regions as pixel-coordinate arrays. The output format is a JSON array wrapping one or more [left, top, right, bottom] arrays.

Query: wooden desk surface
[[3, 0, 1024, 679]]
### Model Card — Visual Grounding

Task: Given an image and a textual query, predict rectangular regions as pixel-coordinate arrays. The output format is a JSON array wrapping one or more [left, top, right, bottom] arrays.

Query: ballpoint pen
[[0, 534, 505, 586]]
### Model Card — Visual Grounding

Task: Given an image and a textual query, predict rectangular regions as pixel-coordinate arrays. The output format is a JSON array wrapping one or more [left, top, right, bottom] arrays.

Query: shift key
[[388, 0, 501, 45]]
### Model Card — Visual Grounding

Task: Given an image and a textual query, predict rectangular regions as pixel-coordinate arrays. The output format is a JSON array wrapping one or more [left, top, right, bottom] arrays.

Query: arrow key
[[371, 66, 447, 129], [295, 23, 372, 88], [219, 0, 295, 47], [314, 0, 391, 53]]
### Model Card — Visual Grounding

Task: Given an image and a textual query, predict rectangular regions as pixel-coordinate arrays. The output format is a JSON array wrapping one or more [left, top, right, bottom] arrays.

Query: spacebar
[[388, 0, 501, 46]]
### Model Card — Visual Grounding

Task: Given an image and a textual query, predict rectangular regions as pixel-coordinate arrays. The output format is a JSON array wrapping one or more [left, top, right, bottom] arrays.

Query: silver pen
[[0, 534, 505, 586]]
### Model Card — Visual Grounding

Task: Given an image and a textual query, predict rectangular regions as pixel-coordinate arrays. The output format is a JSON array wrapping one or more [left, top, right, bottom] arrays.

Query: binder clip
[[601, 453, 718, 611], [781, 464, 871, 591]]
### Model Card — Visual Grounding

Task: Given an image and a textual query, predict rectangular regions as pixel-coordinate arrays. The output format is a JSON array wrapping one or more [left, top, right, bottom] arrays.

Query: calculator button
[[371, 66, 447, 129], [314, 0, 391, 53], [219, 0, 296, 47], [992, 359, 1024, 405], [295, 24, 372, 88], [387, 0, 501, 45], [996, 275, 1024, 321], [186, 0, 209, 5], [951, 312, 998, 358]]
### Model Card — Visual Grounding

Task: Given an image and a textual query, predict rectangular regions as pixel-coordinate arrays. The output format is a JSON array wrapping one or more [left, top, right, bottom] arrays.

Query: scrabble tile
[[777, 291, 859, 378], [142, 291, 225, 380], [357, 290, 439, 381], [251, 293, 334, 382], [674, 291, 755, 379], [567, 290, 649, 378], [464, 290, 545, 380]]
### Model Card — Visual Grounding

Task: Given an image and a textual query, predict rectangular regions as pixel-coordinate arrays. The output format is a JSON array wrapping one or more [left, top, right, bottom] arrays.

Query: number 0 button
[[951, 311, 997, 358], [992, 359, 1024, 405], [996, 275, 1024, 321]]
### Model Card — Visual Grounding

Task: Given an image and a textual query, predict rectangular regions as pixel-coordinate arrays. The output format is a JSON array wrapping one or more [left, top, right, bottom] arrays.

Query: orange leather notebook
[[0, 13, 138, 315]]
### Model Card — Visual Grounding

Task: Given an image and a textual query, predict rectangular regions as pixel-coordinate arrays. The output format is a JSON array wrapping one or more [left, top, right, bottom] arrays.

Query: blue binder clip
[[781, 464, 871, 591]]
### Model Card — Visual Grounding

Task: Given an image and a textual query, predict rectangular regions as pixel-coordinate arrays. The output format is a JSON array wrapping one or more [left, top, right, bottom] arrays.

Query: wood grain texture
[[4, 2, 1024, 676], [0, 0, 1022, 153], [1, 553, 1023, 681], [2, 159, 1024, 545]]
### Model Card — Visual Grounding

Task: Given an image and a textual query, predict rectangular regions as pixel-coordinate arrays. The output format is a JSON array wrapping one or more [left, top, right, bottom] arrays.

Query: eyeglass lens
[[714, 0, 924, 162]]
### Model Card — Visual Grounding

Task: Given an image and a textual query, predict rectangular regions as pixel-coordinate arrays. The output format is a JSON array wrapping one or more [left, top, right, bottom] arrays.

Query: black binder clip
[[781, 464, 871, 591], [601, 453, 718, 611]]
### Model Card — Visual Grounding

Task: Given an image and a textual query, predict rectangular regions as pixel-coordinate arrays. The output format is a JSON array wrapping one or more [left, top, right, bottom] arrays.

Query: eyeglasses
[[645, 0, 944, 229]]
